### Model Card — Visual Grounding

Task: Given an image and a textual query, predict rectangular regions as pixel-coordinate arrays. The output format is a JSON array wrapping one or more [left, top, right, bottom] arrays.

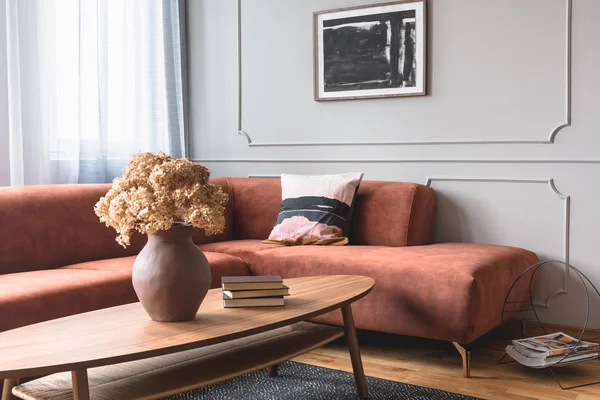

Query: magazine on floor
[[506, 344, 598, 368], [512, 332, 598, 357], [506, 332, 599, 368]]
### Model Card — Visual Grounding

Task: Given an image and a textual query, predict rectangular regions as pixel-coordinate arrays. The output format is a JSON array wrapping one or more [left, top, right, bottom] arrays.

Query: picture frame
[[313, 0, 427, 101]]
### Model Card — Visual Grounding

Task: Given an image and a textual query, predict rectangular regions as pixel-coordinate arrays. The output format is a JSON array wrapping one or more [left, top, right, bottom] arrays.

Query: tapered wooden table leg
[[268, 364, 279, 377], [71, 369, 90, 400], [341, 304, 368, 399], [2, 378, 19, 400]]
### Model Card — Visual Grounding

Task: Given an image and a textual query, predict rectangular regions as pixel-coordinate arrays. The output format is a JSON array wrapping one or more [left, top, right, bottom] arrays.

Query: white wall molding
[[426, 176, 570, 308], [548, 0, 573, 143], [248, 174, 279, 178], [236, 0, 572, 148], [194, 158, 600, 164]]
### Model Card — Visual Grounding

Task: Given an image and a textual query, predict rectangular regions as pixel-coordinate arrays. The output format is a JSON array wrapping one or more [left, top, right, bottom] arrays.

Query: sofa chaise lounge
[[0, 177, 537, 381]]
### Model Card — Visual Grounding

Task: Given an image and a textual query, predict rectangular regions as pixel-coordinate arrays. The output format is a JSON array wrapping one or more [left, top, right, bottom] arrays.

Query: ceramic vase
[[132, 224, 211, 322]]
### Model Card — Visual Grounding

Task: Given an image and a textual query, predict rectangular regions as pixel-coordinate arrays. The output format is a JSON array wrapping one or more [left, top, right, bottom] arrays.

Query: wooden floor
[[293, 324, 600, 400]]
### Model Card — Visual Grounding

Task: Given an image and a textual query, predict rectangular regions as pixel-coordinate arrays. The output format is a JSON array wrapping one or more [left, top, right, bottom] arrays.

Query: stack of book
[[506, 332, 599, 368], [221, 276, 289, 308]]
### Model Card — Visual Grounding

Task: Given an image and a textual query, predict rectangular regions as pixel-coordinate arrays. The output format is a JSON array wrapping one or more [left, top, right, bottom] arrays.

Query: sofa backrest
[[196, 178, 234, 245], [226, 177, 435, 247], [0, 176, 433, 274], [0, 178, 234, 274]]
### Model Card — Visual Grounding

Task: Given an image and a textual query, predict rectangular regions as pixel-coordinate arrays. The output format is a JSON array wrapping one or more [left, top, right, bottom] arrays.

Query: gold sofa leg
[[452, 342, 471, 378]]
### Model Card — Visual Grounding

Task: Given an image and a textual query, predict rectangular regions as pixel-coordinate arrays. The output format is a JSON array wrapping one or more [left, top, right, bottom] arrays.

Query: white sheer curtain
[[6, 0, 187, 185]]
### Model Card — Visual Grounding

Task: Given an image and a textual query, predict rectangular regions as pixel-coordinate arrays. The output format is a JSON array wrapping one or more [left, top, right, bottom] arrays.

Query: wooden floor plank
[[293, 325, 600, 400]]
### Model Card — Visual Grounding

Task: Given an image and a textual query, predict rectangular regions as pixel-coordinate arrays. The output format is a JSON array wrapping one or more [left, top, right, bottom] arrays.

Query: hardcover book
[[221, 276, 284, 291], [222, 297, 285, 308], [223, 285, 290, 299]]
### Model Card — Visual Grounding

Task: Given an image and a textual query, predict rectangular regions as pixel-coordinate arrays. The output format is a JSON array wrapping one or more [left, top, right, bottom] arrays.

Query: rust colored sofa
[[0, 178, 537, 376]]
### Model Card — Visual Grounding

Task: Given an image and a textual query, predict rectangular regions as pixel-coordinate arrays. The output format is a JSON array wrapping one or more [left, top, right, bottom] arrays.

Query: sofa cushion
[[0, 251, 251, 333], [0, 184, 144, 275], [226, 178, 435, 247], [0, 269, 137, 332], [198, 239, 285, 264], [191, 178, 235, 246], [61, 251, 251, 289], [226, 178, 283, 240], [199, 240, 282, 261], [0, 178, 233, 275], [230, 243, 537, 344], [350, 180, 435, 246]]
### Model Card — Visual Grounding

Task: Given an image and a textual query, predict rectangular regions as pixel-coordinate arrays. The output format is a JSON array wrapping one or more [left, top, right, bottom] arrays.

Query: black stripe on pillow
[[278, 196, 350, 218]]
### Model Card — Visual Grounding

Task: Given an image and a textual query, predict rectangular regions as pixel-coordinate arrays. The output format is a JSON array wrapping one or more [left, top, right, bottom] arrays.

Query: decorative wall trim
[[425, 177, 570, 308], [237, 0, 244, 134], [237, 137, 564, 147], [236, 0, 572, 147], [193, 158, 600, 164], [549, 0, 573, 143], [248, 174, 279, 178]]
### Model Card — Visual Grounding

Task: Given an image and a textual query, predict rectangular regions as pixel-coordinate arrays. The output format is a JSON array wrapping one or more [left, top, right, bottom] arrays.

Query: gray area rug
[[163, 361, 481, 399]]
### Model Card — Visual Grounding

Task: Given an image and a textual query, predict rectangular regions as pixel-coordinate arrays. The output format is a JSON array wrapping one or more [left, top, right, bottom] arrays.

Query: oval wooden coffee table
[[0, 275, 374, 400]]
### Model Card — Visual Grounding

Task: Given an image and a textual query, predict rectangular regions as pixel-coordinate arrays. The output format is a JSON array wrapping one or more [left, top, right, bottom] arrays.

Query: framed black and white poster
[[314, 0, 427, 101]]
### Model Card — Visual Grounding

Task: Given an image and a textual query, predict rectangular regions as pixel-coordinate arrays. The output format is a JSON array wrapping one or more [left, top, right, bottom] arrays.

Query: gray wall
[[190, 0, 599, 327]]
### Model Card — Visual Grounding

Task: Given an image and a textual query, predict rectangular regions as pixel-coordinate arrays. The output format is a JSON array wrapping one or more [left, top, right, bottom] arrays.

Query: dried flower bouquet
[[95, 152, 228, 247]]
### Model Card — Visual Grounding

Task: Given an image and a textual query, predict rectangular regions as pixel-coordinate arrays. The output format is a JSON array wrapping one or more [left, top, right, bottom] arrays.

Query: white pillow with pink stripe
[[264, 173, 364, 245]]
